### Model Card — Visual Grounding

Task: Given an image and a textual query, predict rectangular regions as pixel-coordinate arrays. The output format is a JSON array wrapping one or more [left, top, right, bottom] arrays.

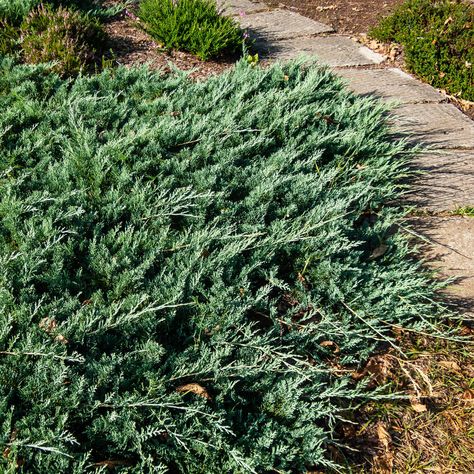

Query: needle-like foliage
[[0, 58, 447, 473], [138, 0, 244, 60]]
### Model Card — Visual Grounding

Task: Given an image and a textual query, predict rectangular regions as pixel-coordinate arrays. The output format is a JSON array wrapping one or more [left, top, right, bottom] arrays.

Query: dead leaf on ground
[[372, 453, 394, 474], [319, 340, 340, 354], [377, 423, 391, 451], [315, 5, 336, 11], [438, 360, 461, 372], [373, 423, 394, 473], [39, 317, 68, 344], [410, 397, 428, 413], [176, 383, 211, 400], [352, 355, 392, 384], [461, 389, 474, 401], [55, 334, 69, 345], [369, 244, 388, 260], [39, 317, 57, 333]]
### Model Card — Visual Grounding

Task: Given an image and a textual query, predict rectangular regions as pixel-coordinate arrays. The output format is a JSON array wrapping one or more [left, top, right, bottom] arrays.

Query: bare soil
[[103, 9, 235, 80], [264, 0, 405, 35]]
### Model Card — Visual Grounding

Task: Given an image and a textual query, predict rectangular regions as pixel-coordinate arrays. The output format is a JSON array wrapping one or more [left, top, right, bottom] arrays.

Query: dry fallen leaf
[[39, 317, 68, 344], [373, 423, 394, 473], [377, 423, 391, 451], [410, 397, 427, 413], [369, 244, 388, 260], [461, 389, 474, 401], [319, 340, 340, 354], [176, 383, 211, 400], [438, 360, 461, 372], [373, 452, 394, 474], [39, 317, 57, 333], [55, 334, 69, 345]]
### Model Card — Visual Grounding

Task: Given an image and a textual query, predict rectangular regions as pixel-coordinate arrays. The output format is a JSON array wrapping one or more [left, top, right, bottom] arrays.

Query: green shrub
[[0, 21, 19, 56], [370, 0, 474, 101], [19, 3, 106, 76], [0, 57, 448, 472], [0, 1, 120, 25], [0, 0, 41, 24], [138, 0, 244, 60]]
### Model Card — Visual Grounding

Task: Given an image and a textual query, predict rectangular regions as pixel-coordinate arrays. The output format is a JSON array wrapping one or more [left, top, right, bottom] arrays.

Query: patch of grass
[[138, 0, 245, 60], [452, 205, 474, 217], [337, 333, 474, 473], [370, 0, 474, 101]]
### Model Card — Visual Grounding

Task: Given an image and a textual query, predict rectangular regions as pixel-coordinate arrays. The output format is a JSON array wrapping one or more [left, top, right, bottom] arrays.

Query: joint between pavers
[[230, 7, 271, 16]]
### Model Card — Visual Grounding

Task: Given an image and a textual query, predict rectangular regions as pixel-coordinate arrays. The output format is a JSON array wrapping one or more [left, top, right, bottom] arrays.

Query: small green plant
[[245, 52, 259, 67], [370, 0, 473, 101], [19, 3, 107, 76], [452, 206, 474, 217], [138, 0, 244, 60]]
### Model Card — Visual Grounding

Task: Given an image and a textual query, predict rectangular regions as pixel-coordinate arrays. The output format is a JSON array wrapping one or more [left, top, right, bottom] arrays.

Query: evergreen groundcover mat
[[0, 58, 446, 473]]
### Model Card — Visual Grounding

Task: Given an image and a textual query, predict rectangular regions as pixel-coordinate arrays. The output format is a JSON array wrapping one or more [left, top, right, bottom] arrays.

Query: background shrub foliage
[[0, 58, 447, 472], [138, 0, 245, 60], [0, 0, 111, 25], [0, 1, 120, 76], [370, 0, 474, 101], [19, 4, 106, 76]]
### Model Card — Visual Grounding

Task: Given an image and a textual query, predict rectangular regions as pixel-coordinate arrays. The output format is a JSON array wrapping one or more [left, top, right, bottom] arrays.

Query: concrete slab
[[392, 103, 474, 149], [335, 68, 445, 104], [256, 36, 385, 66], [405, 150, 474, 211], [411, 216, 474, 316], [216, 0, 267, 16], [238, 10, 333, 41]]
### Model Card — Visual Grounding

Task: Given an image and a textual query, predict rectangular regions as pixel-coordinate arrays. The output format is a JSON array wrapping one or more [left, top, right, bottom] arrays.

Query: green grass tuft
[[370, 0, 474, 101], [0, 58, 449, 472], [452, 205, 474, 217], [138, 0, 245, 60]]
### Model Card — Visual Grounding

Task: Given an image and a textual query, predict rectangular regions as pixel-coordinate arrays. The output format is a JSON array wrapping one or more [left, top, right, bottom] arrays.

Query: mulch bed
[[264, 0, 405, 34], [103, 8, 235, 80]]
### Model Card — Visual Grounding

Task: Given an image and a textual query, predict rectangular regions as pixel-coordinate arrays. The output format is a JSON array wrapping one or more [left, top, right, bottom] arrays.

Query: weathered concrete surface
[[392, 103, 474, 149], [239, 10, 333, 41], [216, 0, 267, 16], [335, 68, 445, 104], [411, 217, 474, 316], [256, 36, 385, 65], [405, 150, 474, 211]]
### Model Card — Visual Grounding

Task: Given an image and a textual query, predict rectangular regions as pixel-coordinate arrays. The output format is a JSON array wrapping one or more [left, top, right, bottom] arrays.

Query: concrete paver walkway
[[228, 2, 474, 315]]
